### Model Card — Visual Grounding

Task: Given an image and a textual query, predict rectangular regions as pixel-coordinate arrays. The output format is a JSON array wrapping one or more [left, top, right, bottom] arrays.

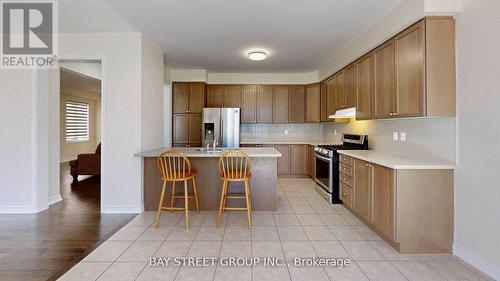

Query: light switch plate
[[400, 132, 406, 141], [284, 129, 288, 135], [393, 132, 399, 141]]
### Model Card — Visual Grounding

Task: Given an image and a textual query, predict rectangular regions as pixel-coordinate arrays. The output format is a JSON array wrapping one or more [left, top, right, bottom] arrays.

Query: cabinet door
[[307, 145, 315, 178], [395, 21, 425, 117], [189, 83, 205, 114], [291, 144, 307, 175], [288, 86, 305, 123], [206, 85, 223, 107], [275, 144, 291, 175], [305, 84, 320, 123], [372, 164, 395, 239], [320, 82, 329, 122], [257, 85, 273, 123], [374, 40, 396, 118], [272, 86, 289, 123], [223, 86, 241, 108], [173, 114, 189, 143], [241, 85, 257, 123], [353, 158, 371, 221], [326, 77, 336, 117], [188, 114, 202, 143], [335, 71, 346, 110], [173, 83, 189, 114], [345, 64, 357, 108], [356, 54, 374, 120]]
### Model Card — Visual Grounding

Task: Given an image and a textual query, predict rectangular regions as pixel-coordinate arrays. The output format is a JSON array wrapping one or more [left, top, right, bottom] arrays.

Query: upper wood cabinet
[[173, 114, 202, 146], [288, 86, 305, 123], [241, 85, 257, 123], [394, 21, 425, 117], [344, 64, 356, 109], [257, 86, 273, 123], [320, 82, 329, 122], [305, 84, 321, 123], [173, 82, 205, 114], [272, 86, 289, 123], [206, 85, 223, 107], [326, 77, 336, 117], [335, 71, 346, 111], [373, 39, 396, 118], [355, 54, 374, 120], [223, 85, 241, 108]]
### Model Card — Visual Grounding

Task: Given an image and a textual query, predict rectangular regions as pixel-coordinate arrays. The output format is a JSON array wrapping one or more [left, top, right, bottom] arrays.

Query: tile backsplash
[[323, 117, 456, 163], [241, 123, 324, 142], [241, 117, 456, 163]]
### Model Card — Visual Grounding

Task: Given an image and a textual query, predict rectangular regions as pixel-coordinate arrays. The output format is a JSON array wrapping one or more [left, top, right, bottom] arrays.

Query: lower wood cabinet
[[291, 144, 307, 175], [275, 144, 291, 175], [173, 114, 201, 147], [307, 145, 315, 178], [341, 154, 453, 253]]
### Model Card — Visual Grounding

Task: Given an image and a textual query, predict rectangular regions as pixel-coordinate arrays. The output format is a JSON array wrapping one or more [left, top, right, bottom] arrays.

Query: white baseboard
[[101, 205, 142, 214], [49, 194, 63, 205], [453, 243, 500, 280], [0, 205, 37, 214]]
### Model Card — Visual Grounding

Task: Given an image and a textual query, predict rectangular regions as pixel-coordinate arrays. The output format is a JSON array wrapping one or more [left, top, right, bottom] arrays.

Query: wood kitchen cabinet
[[353, 158, 371, 221], [257, 86, 273, 123], [341, 153, 453, 253], [305, 84, 320, 123], [326, 77, 336, 119], [288, 86, 305, 123], [223, 85, 241, 108], [344, 64, 356, 109], [307, 144, 315, 178], [272, 86, 289, 123], [335, 71, 346, 110], [206, 85, 223, 107], [320, 82, 329, 122], [173, 114, 202, 147], [355, 54, 374, 120], [173, 82, 205, 114], [291, 144, 307, 175], [241, 85, 257, 123], [373, 39, 396, 118], [275, 144, 291, 175]]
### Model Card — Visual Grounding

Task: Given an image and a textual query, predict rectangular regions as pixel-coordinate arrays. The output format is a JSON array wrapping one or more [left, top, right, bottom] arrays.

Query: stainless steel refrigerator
[[202, 108, 240, 148]]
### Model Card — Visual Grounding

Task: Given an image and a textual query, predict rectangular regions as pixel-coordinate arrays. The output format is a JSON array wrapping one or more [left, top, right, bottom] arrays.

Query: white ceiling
[[107, 0, 402, 72]]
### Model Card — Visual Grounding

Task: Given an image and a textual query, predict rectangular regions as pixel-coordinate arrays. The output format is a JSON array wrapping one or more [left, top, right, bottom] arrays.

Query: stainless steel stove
[[313, 134, 368, 204]]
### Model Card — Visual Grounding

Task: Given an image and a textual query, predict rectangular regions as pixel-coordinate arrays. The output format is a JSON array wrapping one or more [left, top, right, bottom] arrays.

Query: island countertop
[[135, 147, 282, 158]]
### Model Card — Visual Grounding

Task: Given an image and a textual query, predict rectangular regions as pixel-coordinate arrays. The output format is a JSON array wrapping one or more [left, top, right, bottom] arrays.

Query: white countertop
[[135, 147, 282, 158], [337, 150, 455, 170], [240, 140, 330, 146]]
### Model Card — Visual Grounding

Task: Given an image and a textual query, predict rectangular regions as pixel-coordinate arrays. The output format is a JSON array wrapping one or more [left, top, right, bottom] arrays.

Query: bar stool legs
[[244, 179, 252, 227], [155, 178, 200, 229], [155, 180, 167, 228], [216, 180, 252, 229], [216, 181, 228, 228]]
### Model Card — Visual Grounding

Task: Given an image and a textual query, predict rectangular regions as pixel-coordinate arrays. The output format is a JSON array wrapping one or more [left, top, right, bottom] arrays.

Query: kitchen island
[[135, 147, 281, 211]]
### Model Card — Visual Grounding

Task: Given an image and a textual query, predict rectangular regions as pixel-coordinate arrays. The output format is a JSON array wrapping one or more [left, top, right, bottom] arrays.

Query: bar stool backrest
[[157, 150, 191, 180], [218, 150, 251, 180]]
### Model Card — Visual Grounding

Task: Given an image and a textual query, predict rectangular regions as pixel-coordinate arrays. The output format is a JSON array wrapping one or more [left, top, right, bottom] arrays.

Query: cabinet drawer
[[340, 155, 352, 166], [340, 183, 353, 208], [340, 163, 353, 177], [339, 172, 353, 187]]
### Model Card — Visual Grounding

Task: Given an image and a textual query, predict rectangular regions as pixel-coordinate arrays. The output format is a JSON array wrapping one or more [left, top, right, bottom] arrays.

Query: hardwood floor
[[0, 164, 136, 281]]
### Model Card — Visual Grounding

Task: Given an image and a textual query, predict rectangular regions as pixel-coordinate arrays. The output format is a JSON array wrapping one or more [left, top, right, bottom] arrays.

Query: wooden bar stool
[[155, 150, 200, 229], [217, 150, 252, 228]]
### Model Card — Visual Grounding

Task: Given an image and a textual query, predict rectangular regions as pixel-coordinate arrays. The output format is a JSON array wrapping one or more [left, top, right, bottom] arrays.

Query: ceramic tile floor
[[58, 178, 493, 281]]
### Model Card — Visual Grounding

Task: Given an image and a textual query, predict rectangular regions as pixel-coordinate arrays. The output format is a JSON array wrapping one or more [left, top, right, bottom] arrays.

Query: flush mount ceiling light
[[247, 51, 267, 61]]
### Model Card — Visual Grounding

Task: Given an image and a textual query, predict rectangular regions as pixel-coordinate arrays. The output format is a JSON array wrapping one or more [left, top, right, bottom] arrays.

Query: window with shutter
[[65, 101, 90, 142]]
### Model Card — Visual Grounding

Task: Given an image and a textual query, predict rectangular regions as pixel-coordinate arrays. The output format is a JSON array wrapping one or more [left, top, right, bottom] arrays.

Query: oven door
[[314, 153, 332, 193]]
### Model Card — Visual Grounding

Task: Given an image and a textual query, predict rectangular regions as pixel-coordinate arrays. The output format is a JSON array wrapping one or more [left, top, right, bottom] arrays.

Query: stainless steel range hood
[[328, 107, 356, 119]]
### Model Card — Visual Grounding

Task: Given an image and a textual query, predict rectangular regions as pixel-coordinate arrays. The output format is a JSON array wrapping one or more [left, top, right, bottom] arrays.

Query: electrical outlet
[[400, 132, 406, 141], [284, 129, 288, 135], [334, 130, 337, 135], [393, 132, 399, 141]]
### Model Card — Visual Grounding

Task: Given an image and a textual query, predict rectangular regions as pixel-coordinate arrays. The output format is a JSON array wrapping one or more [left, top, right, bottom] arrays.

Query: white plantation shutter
[[65, 101, 90, 142]]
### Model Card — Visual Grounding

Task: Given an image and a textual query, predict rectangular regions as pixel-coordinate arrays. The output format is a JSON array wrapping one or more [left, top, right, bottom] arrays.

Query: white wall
[[60, 86, 101, 162], [59, 62, 102, 80], [141, 36, 164, 151], [453, 0, 500, 278], [207, 71, 318, 85]]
